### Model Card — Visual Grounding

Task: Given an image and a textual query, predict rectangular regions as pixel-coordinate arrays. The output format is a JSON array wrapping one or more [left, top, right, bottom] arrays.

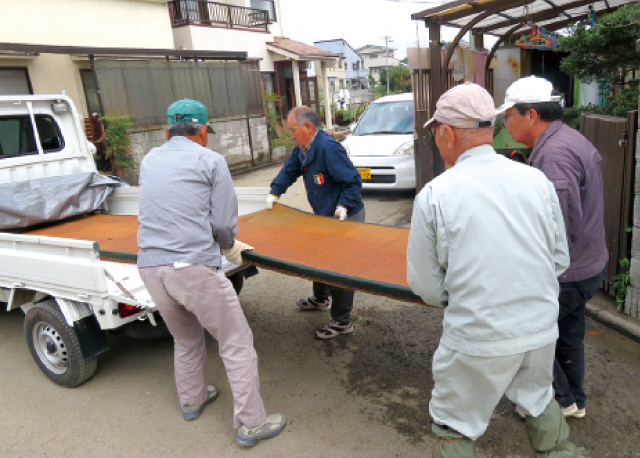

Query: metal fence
[[94, 60, 264, 127], [169, 0, 269, 31]]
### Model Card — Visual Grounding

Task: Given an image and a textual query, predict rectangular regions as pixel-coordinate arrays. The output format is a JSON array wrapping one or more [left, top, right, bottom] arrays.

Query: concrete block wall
[[123, 115, 270, 185], [623, 38, 640, 320]]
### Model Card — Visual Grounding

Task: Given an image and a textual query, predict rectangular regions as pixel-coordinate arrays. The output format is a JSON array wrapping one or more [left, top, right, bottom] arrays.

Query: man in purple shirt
[[498, 76, 608, 419]]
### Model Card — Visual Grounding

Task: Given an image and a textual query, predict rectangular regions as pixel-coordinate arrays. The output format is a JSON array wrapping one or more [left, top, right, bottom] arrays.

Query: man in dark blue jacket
[[267, 106, 365, 339]]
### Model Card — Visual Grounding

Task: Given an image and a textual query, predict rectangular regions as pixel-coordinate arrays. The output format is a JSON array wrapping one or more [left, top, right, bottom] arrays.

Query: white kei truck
[[0, 94, 262, 388]]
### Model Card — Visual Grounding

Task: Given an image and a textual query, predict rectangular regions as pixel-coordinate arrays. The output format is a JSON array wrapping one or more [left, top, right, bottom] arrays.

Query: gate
[[581, 111, 638, 293]]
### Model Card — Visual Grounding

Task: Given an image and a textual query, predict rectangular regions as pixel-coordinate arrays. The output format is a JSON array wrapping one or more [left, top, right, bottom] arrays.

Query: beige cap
[[496, 76, 563, 114], [424, 82, 496, 129]]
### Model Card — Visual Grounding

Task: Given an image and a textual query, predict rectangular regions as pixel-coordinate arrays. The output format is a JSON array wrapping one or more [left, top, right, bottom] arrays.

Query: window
[[352, 63, 357, 71], [338, 59, 342, 69], [81, 69, 101, 116], [250, 0, 276, 21], [0, 115, 64, 158], [353, 101, 414, 136], [369, 53, 377, 59], [0, 68, 31, 95]]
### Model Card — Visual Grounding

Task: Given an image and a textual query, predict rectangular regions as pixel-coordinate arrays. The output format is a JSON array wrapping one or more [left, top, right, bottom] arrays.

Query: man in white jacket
[[407, 83, 577, 458]]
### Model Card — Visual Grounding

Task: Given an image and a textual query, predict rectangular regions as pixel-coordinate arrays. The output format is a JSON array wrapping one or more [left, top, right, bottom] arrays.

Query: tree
[[559, 2, 640, 85], [375, 66, 412, 96], [559, 2, 639, 123]]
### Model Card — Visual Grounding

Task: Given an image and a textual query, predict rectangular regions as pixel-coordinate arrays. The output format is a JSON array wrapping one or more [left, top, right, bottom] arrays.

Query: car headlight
[[393, 141, 414, 156], [341, 141, 350, 156]]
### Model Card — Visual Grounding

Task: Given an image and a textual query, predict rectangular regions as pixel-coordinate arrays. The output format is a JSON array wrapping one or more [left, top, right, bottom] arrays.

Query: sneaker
[[297, 295, 330, 311], [561, 403, 586, 418], [236, 413, 287, 446], [315, 320, 354, 339], [182, 384, 220, 420]]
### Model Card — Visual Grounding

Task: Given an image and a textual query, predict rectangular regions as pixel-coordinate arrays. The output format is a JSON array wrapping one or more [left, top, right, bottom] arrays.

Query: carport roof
[[411, 0, 636, 37]]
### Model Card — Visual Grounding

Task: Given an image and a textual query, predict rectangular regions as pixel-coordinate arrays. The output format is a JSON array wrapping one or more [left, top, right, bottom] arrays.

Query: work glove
[[266, 194, 279, 210], [334, 205, 348, 221], [222, 240, 254, 265]]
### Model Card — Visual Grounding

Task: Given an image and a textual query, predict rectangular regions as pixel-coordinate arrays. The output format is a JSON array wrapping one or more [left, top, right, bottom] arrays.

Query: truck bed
[[23, 214, 139, 263]]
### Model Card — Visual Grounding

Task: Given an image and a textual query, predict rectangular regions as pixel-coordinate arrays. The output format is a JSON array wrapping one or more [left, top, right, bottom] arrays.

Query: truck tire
[[230, 271, 244, 295], [24, 299, 98, 388]]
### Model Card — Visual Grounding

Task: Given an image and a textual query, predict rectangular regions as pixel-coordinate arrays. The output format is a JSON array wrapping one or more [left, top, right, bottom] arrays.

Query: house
[[308, 39, 373, 107], [0, 0, 339, 178], [168, 1, 339, 123], [312, 39, 367, 91], [356, 44, 399, 83]]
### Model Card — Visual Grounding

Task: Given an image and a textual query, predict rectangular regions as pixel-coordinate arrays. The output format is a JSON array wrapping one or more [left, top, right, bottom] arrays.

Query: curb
[[585, 294, 640, 345]]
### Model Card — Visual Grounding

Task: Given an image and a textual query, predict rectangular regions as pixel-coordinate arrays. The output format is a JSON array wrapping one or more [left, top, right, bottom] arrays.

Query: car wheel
[[24, 299, 98, 387]]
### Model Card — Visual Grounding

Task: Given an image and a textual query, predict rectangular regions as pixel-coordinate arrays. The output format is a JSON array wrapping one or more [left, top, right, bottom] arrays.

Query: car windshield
[[352, 100, 414, 136]]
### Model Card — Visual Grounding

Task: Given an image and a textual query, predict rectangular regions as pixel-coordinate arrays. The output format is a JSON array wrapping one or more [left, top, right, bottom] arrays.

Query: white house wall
[[0, 0, 176, 117], [0, 55, 89, 117], [174, 25, 282, 73], [0, 0, 174, 49]]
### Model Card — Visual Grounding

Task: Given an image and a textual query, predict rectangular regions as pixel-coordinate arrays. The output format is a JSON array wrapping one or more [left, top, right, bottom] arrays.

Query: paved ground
[[1, 162, 639, 458]]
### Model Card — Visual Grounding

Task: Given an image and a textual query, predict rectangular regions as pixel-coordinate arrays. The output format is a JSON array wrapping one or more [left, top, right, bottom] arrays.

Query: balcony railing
[[169, 1, 269, 32]]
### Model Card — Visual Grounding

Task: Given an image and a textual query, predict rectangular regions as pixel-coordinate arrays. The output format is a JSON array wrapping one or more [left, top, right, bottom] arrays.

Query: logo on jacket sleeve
[[313, 173, 325, 185]]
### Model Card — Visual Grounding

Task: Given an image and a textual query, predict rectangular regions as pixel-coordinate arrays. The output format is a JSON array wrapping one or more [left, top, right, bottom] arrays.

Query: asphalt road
[[1, 162, 639, 458]]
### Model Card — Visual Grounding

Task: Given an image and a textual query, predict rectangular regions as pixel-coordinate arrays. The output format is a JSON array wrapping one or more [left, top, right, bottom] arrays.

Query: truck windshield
[[352, 101, 414, 136], [0, 115, 64, 158]]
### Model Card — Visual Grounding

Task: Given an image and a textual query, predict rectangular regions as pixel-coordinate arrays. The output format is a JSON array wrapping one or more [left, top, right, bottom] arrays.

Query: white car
[[342, 93, 416, 190]]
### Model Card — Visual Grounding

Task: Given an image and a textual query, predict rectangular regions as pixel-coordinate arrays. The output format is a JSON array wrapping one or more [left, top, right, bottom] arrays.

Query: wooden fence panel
[[581, 112, 637, 293]]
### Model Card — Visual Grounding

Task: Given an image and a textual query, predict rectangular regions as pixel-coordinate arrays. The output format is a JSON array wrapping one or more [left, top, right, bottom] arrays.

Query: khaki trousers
[[139, 265, 267, 429]]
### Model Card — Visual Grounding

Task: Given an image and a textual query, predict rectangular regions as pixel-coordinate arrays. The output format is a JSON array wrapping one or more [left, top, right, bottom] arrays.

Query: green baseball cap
[[167, 99, 215, 133]]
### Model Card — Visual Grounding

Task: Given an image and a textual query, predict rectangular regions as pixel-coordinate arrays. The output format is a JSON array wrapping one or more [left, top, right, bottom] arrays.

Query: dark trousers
[[553, 269, 604, 409], [312, 207, 365, 324]]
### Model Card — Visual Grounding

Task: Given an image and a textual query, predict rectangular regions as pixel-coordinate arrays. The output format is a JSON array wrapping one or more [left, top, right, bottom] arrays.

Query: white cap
[[423, 82, 496, 129], [496, 76, 563, 114]]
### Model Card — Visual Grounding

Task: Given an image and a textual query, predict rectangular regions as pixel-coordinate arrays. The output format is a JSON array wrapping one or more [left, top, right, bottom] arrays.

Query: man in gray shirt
[[137, 98, 285, 446]]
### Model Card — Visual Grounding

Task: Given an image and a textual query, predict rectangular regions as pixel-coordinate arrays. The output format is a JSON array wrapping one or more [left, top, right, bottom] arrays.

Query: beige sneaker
[[236, 414, 286, 446], [561, 403, 586, 418]]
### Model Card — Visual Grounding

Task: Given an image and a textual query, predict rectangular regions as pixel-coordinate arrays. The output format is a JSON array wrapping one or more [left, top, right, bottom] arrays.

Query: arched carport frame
[[408, 0, 635, 189]]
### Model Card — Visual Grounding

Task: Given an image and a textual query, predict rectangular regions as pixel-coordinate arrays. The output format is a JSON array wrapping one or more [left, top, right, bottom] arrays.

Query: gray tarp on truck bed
[[0, 172, 127, 230]]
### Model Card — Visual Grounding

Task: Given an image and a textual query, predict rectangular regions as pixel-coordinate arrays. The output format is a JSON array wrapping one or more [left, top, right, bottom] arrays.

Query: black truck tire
[[24, 299, 98, 388]]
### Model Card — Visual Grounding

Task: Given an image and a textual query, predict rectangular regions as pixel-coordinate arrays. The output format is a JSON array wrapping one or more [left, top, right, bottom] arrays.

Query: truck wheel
[[230, 272, 244, 295], [24, 299, 97, 388]]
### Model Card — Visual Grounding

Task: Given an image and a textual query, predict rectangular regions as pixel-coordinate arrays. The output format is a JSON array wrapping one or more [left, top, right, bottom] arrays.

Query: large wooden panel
[[238, 205, 425, 304], [22, 208, 427, 305]]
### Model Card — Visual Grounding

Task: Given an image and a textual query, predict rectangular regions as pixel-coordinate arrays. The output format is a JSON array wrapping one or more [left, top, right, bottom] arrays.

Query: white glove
[[222, 240, 254, 265], [266, 194, 279, 210], [334, 205, 348, 221]]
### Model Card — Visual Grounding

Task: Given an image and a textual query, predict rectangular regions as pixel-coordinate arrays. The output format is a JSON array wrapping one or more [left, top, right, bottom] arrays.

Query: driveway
[[1, 162, 639, 458]]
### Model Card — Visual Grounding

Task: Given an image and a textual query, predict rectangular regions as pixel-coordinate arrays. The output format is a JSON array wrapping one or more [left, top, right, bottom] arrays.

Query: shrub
[[101, 112, 135, 176]]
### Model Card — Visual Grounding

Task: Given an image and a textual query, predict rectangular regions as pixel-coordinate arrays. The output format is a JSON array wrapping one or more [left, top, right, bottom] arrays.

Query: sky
[[277, 0, 479, 60]]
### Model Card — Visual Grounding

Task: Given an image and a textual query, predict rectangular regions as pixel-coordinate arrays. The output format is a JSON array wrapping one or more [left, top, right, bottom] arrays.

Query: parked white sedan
[[342, 93, 416, 190]]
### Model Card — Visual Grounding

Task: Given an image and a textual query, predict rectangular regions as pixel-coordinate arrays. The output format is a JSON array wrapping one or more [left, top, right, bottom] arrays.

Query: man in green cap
[[137, 98, 286, 446]]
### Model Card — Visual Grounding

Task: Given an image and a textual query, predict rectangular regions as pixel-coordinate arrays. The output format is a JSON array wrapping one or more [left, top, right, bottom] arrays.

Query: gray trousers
[[430, 342, 556, 440], [139, 265, 267, 429]]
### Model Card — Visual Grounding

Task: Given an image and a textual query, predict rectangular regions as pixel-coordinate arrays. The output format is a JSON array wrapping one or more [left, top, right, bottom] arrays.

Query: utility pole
[[383, 34, 393, 95]]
